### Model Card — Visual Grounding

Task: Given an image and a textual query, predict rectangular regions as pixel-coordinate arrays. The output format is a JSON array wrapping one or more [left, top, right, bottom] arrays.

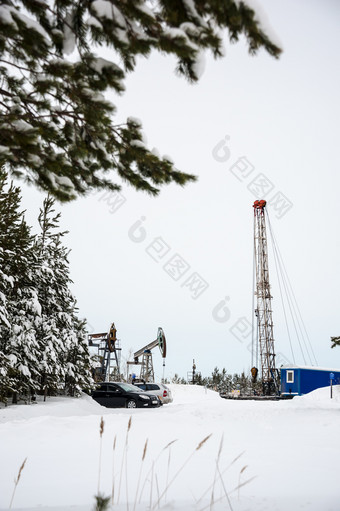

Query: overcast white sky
[[18, 0, 340, 381]]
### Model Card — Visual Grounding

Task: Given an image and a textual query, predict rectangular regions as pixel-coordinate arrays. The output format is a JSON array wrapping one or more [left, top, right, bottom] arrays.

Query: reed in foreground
[[152, 434, 212, 510], [9, 457, 27, 510]]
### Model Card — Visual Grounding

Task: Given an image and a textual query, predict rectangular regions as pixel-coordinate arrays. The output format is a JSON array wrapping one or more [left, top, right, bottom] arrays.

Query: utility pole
[[253, 200, 278, 395]]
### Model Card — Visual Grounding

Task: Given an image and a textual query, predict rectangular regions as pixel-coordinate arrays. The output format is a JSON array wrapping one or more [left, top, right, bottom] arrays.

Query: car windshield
[[116, 383, 140, 393]]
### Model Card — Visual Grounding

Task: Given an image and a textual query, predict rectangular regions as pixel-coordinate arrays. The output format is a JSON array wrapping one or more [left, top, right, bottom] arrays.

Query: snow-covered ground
[[1, 384, 340, 511]]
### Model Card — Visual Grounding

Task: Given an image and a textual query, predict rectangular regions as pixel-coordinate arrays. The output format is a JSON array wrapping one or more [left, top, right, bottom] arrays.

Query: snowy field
[[1, 384, 340, 511]]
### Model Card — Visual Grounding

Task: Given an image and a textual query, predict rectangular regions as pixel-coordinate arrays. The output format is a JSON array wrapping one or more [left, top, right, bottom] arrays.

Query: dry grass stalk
[[238, 465, 248, 500], [215, 462, 234, 511], [152, 434, 212, 510], [149, 461, 154, 511], [196, 434, 212, 451], [97, 417, 105, 494], [133, 439, 148, 511], [210, 434, 224, 511], [165, 444, 173, 503], [163, 439, 177, 450], [142, 439, 148, 461], [200, 467, 256, 511], [200, 474, 257, 510], [199, 461, 236, 511], [111, 434, 117, 506], [230, 475, 257, 495], [197, 450, 246, 504], [125, 417, 133, 511], [155, 474, 160, 510], [9, 457, 27, 509], [138, 439, 178, 504], [117, 416, 132, 505]]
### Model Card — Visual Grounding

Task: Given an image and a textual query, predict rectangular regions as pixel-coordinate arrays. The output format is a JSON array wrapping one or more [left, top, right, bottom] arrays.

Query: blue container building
[[280, 365, 340, 396]]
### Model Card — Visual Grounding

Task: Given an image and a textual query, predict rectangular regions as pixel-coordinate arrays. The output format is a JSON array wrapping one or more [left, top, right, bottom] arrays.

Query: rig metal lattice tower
[[253, 200, 278, 395], [88, 322, 121, 382]]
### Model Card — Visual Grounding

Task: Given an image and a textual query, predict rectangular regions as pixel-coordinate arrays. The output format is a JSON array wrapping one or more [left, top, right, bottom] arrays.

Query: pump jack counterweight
[[253, 200, 279, 395]]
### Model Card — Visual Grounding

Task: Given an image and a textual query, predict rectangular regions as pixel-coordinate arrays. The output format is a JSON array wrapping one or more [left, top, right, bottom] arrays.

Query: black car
[[92, 382, 161, 409]]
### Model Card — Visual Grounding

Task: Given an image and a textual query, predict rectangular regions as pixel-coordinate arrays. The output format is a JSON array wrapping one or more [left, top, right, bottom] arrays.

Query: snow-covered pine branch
[[0, 0, 281, 201]]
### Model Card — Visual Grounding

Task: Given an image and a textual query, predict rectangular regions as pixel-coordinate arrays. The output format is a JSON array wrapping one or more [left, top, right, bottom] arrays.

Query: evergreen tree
[[0, 233, 11, 402], [171, 373, 182, 384], [36, 196, 94, 397], [62, 318, 95, 396], [207, 366, 232, 393], [0, 169, 41, 402], [0, 1, 281, 202], [0, 173, 94, 402], [171, 373, 187, 384]]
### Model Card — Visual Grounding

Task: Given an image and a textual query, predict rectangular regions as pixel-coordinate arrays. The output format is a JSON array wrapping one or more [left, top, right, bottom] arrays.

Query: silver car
[[133, 382, 173, 404]]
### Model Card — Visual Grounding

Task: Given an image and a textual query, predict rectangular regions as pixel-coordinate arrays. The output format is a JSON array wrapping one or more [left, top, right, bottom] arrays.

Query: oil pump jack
[[89, 323, 121, 381], [127, 327, 167, 382], [252, 200, 279, 395]]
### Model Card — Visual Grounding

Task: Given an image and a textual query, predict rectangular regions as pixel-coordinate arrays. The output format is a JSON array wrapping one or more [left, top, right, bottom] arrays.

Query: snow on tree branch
[[0, 0, 282, 201]]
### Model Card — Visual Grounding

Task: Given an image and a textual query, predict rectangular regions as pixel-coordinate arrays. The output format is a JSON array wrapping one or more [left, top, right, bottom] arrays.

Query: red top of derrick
[[253, 200, 266, 210]]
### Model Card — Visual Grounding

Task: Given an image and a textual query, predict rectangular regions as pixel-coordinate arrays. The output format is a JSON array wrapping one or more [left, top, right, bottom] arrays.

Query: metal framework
[[89, 322, 121, 381], [127, 327, 167, 383], [253, 200, 278, 395]]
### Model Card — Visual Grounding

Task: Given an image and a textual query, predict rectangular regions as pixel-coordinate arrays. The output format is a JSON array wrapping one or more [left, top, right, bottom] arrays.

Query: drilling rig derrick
[[253, 200, 279, 395]]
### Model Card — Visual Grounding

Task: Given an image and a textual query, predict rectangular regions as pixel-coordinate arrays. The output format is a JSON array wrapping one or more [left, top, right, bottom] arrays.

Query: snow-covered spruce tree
[[0, 1, 281, 202], [0, 172, 11, 402], [36, 196, 94, 397], [0, 250, 11, 403], [0, 168, 42, 403]]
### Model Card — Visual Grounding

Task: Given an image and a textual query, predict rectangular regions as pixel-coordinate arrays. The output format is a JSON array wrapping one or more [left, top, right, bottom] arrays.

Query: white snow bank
[[292, 384, 340, 404], [169, 383, 220, 404], [1, 385, 340, 511], [0, 393, 103, 423]]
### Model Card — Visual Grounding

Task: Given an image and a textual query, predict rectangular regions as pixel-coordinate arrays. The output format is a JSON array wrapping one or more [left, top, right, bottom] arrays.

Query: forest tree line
[[0, 170, 94, 404]]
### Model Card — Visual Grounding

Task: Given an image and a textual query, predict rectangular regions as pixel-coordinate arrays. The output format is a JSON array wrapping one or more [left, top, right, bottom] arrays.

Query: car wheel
[[126, 399, 137, 409]]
